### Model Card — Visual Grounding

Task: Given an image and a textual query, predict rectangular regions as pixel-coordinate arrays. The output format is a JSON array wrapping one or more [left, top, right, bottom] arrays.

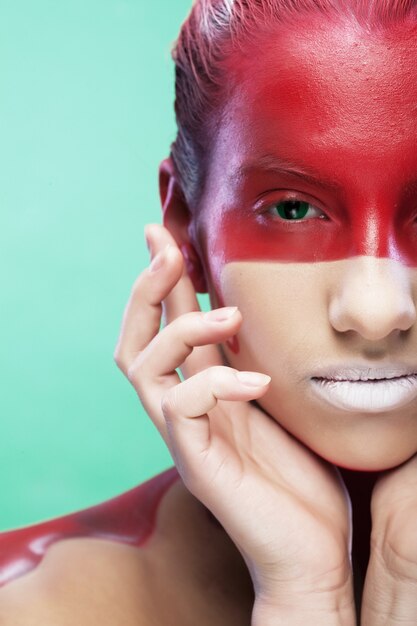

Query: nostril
[[327, 257, 416, 340], [329, 298, 416, 339]]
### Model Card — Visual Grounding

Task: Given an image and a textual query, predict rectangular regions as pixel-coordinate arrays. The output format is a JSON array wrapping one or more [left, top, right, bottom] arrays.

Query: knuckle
[[135, 280, 165, 312], [211, 364, 231, 377], [113, 348, 127, 373], [129, 273, 156, 308], [126, 359, 145, 388], [130, 270, 147, 296], [126, 362, 137, 383], [172, 310, 202, 333], [206, 365, 232, 385], [161, 389, 178, 420]]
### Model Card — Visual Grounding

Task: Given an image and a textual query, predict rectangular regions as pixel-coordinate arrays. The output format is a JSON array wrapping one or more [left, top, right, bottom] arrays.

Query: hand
[[361, 454, 417, 625], [114, 224, 355, 622]]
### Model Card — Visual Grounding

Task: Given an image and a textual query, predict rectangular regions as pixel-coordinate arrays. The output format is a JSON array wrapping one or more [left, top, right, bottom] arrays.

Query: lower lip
[[310, 375, 417, 413]]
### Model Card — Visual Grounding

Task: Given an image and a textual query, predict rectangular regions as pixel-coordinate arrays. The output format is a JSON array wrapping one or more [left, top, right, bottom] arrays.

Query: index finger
[[146, 223, 225, 378], [146, 223, 201, 321]]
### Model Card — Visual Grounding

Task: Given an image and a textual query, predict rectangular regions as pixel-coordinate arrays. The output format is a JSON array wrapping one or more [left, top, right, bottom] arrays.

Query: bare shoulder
[[0, 538, 152, 626], [0, 473, 253, 625], [0, 467, 180, 588]]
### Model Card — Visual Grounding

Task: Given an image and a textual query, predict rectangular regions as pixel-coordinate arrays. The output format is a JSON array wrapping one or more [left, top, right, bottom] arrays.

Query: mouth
[[310, 366, 417, 413]]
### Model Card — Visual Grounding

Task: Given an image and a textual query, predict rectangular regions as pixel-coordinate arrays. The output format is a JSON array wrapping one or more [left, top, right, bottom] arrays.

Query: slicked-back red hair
[[170, 0, 417, 208]]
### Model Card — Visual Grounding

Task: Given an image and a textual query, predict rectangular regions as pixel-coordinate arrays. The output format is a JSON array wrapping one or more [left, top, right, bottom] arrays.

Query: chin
[[316, 443, 417, 473]]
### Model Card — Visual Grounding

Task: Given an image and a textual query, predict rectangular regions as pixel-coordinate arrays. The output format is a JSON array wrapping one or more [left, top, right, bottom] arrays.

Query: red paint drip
[[226, 335, 240, 354], [0, 467, 180, 588]]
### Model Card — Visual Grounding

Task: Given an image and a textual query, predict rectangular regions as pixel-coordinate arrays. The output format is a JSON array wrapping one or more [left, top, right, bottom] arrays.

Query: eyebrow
[[232, 153, 340, 192]]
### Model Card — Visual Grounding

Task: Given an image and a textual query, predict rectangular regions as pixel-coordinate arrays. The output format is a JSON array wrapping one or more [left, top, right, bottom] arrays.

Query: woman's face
[[193, 17, 417, 471]]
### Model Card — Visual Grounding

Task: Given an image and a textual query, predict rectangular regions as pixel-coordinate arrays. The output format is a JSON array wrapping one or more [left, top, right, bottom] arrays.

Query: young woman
[[1, 0, 417, 624]]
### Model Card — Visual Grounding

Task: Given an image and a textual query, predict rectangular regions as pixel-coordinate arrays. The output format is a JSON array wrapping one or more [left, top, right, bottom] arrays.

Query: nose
[[328, 257, 416, 341]]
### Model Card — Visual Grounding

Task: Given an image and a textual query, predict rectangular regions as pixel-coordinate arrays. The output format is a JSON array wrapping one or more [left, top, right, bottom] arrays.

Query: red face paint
[[195, 20, 417, 293], [0, 468, 179, 587]]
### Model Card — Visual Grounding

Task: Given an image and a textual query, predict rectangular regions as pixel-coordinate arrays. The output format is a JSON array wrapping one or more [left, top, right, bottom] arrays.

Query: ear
[[159, 157, 207, 293]]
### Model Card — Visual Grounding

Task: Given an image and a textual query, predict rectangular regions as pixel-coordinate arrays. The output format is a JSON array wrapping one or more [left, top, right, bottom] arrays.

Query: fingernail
[[203, 306, 238, 322], [235, 371, 271, 387]]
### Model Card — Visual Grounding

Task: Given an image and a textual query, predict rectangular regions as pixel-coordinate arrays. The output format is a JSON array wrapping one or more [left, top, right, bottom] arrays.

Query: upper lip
[[311, 364, 417, 382]]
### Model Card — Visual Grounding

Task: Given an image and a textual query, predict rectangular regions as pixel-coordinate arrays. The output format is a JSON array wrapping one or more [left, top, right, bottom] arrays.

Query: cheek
[[219, 261, 328, 371], [218, 261, 332, 455], [218, 262, 417, 470]]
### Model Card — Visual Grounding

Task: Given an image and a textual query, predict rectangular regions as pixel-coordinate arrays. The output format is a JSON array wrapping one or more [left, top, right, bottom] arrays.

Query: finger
[[127, 307, 243, 435], [129, 307, 241, 382], [113, 242, 184, 374], [146, 224, 225, 377], [146, 223, 201, 320], [161, 367, 271, 476]]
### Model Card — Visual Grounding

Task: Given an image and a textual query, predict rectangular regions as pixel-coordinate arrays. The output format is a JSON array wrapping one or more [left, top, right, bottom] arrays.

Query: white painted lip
[[310, 374, 417, 413], [311, 364, 417, 382]]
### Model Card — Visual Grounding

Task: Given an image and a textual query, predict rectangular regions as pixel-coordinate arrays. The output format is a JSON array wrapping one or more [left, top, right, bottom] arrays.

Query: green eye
[[274, 200, 312, 220]]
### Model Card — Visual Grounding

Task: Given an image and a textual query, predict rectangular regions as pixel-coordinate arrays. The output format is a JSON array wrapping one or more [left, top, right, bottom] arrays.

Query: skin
[[191, 17, 417, 472], [0, 468, 179, 586], [0, 473, 254, 626], [2, 13, 417, 626], [160, 14, 417, 623]]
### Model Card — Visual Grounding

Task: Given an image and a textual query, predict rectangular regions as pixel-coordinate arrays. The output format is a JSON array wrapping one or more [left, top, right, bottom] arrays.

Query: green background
[[0, 0, 202, 531]]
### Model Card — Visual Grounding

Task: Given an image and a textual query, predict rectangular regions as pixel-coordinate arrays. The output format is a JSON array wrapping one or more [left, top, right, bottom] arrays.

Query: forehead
[[209, 17, 417, 185], [196, 19, 417, 273]]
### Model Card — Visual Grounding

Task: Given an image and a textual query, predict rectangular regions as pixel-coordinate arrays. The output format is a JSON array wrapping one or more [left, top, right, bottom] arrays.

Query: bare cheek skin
[[219, 260, 328, 375], [217, 260, 417, 471]]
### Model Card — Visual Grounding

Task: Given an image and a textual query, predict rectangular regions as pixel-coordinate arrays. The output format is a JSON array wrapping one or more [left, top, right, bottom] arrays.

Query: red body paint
[[0, 468, 180, 587], [211, 204, 417, 267], [226, 335, 240, 354], [197, 22, 417, 286], [5, 14, 417, 593]]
